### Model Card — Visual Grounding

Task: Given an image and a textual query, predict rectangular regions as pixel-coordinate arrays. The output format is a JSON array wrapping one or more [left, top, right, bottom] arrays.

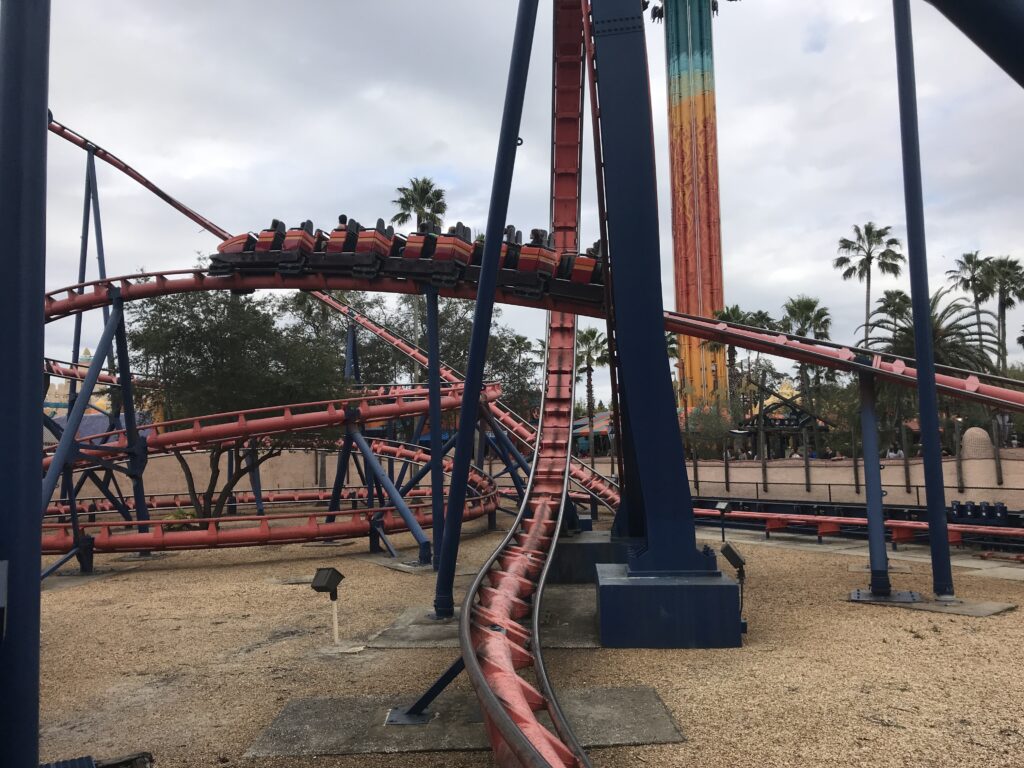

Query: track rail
[[42, 382, 501, 469], [460, 311, 587, 767], [43, 268, 1024, 414], [311, 291, 620, 508], [43, 438, 498, 553]]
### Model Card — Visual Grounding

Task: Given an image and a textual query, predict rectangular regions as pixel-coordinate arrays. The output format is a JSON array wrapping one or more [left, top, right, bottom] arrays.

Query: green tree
[[981, 256, 1024, 373], [710, 304, 750, 378], [390, 177, 447, 229], [780, 296, 831, 452], [946, 251, 992, 350], [866, 286, 998, 372], [575, 326, 609, 469], [833, 222, 904, 348], [128, 289, 347, 517]]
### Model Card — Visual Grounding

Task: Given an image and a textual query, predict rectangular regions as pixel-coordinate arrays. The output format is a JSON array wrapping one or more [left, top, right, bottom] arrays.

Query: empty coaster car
[[209, 219, 287, 275], [549, 239, 606, 303]]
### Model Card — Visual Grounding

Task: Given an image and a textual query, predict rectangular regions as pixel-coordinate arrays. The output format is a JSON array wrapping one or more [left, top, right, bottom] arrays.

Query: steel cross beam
[[350, 427, 431, 564]]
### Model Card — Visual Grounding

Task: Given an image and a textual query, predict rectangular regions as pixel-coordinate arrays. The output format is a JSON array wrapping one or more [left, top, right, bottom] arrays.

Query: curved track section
[[43, 383, 500, 469], [460, 311, 588, 767], [312, 291, 620, 508], [44, 269, 1024, 414], [43, 438, 498, 554]]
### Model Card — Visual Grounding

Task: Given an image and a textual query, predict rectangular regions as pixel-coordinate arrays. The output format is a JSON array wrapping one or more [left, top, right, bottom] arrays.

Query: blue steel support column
[[327, 434, 353, 523], [591, 0, 714, 574], [400, 433, 458, 496], [42, 305, 123, 514], [858, 372, 892, 596], [248, 441, 265, 515], [68, 149, 94, 408], [113, 296, 150, 532], [892, 0, 954, 597], [433, 0, 540, 618], [350, 428, 431, 564], [0, 1, 51, 763], [481, 408, 531, 476], [425, 288, 446, 569], [344, 323, 362, 383]]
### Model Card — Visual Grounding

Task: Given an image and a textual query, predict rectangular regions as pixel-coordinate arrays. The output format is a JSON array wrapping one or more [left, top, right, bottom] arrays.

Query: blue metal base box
[[548, 530, 628, 584], [596, 563, 743, 648]]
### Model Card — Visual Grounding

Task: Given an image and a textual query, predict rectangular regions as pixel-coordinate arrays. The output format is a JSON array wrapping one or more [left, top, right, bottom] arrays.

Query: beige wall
[[59, 447, 1024, 512]]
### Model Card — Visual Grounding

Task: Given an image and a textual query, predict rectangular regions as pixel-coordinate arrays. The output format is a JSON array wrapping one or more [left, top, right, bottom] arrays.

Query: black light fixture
[[311, 567, 345, 645], [715, 501, 733, 542], [721, 542, 746, 616], [311, 567, 344, 601], [721, 542, 745, 575]]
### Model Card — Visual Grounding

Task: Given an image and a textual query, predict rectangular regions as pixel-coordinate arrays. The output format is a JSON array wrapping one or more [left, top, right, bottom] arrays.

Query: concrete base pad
[[375, 560, 436, 575], [369, 585, 601, 649], [596, 563, 743, 648], [536, 585, 600, 647], [547, 531, 627, 584], [849, 594, 1016, 617], [368, 608, 461, 649], [246, 687, 683, 757]]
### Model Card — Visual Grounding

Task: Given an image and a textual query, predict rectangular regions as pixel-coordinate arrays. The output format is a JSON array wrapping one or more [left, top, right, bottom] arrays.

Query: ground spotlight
[[311, 567, 345, 644]]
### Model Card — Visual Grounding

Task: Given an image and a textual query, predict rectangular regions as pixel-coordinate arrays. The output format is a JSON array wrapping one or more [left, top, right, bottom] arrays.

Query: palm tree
[[780, 295, 831, 421], [745, 310, 777, 331], [865, 289, 911, 344], [576, 327, 609, 469], [665, 331, 679, 360], [946, 251, 992, 347], [390, 177, 447, 229], [705, 305, 749, 378], [833, 222, 904, 348], [867, 286, 998, 372], [981, 256, 1024, 374]]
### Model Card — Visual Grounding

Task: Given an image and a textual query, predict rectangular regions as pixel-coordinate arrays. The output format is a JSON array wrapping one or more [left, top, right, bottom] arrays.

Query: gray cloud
[[43, 1, 1023, 407]]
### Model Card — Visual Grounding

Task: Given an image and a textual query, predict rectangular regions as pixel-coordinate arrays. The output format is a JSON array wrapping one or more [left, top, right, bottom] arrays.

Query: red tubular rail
[[43, 441, 498, 554], [694, 507, 1024, 545], [42, 383, 501, 469], [48, 119, 233, 241], [43, 269, 1024, 415], [312, 291, 621, 508]]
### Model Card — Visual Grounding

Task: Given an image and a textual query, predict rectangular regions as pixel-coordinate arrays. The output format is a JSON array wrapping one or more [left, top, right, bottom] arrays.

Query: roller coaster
[[4, 0, 1024, 766]]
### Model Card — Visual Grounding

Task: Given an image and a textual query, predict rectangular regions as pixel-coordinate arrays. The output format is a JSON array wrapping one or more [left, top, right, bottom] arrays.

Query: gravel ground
[[40, 519, 1024, 768]]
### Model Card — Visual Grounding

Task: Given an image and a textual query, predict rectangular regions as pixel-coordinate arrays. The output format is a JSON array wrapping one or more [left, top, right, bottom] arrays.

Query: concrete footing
[[247, 687, 683, 757]]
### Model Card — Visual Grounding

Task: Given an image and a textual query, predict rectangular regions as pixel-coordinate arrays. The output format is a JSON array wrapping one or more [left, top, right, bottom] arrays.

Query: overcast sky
[[43, 1, 1024, 404]]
